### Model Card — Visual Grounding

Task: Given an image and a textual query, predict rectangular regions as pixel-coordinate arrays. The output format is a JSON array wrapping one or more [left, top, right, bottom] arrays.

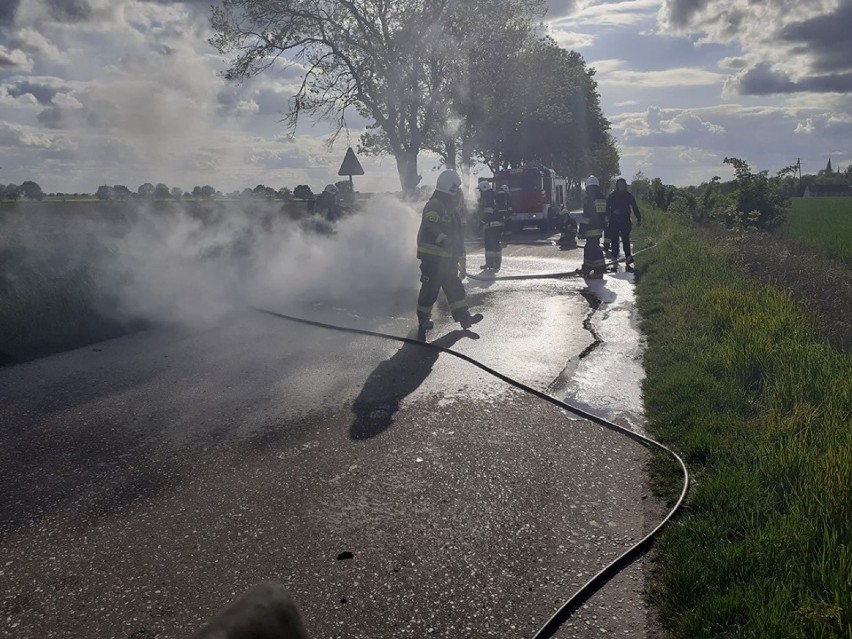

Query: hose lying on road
[[463, 243, 656, 282], [252, 282, 689, 638]]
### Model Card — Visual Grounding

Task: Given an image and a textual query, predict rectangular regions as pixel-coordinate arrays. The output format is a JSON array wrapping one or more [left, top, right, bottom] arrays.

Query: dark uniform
[[315, 190, 342, 221], [606, 185, 641, 262], [479, 189, 504, 270], [417, 191, 476, 326], [581, 185, 608, 278]]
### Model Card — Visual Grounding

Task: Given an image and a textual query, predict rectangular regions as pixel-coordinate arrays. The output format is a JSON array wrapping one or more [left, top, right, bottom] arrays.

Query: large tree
[[471, 37, 619, 188], [210, 0, 545, 196]]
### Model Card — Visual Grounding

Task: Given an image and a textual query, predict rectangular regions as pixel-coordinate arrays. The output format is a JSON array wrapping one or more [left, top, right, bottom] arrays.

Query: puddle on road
[[558, 270, 647, 434]]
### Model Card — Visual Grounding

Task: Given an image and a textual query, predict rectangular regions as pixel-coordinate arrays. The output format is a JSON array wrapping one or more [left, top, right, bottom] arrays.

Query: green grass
[[633, 210, 852, 638], [778, 198, 852, 265]]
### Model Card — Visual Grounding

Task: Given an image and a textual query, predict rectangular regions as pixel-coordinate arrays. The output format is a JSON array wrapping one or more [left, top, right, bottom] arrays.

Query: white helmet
[[435, 169, 462, 195], [500, 184, 510, 193], [324, 183, 339, 194], [476, 180, 493, 192], [585, 176, 599, 188]]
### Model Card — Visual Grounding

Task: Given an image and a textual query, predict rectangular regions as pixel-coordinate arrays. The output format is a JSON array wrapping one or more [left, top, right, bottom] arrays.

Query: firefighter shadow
[[349, 329, 475, 440]]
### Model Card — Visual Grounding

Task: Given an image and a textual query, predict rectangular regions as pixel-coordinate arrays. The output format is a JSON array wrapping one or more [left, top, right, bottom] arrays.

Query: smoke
[[98, 197, 422, 327]]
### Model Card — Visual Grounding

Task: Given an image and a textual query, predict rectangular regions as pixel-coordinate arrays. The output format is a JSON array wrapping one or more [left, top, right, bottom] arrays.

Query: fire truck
[[493, 163, 569, 233]]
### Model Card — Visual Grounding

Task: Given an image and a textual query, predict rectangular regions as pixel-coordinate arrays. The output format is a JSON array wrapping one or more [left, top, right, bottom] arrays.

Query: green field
[[779, 198, 852, 265], [633, 211, 851, 638]]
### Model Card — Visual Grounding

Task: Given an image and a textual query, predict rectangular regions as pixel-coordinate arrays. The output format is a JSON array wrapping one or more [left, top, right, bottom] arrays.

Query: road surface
[[1, 232, 660, 638]]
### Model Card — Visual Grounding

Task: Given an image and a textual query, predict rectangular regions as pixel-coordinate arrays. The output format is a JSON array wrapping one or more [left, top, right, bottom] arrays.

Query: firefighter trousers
[[582, 234, 606, 278], [607, 222, 632, 260], [417, 257, 470, 322], [484, 227, 503, 269]]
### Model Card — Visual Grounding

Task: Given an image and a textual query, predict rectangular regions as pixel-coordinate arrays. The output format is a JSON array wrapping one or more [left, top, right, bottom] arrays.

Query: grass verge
[[632, 209, 852, 638]]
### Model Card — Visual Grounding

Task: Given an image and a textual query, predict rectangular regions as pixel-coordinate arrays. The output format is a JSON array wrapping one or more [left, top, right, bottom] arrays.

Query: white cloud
[[599, 66, 724, 88], [794, 118, 815, 134], [0, 45, 32, 70]]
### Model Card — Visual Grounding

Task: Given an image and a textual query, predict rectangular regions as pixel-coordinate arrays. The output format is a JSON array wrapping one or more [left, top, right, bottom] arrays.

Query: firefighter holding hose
[[581, 176, 608, 279], [416, 170, 484, 331]]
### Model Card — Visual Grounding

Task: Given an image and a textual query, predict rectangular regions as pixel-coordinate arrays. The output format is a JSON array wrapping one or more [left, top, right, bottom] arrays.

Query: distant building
[[803, 184, 851, 198]]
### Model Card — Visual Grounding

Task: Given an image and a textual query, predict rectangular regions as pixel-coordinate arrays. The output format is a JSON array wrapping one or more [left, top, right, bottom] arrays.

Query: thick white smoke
[[102, 197, 422, 326]]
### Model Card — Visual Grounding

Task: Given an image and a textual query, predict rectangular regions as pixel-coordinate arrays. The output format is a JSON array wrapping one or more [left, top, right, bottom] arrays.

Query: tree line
[[631, 159, 852, 231], [0, 180, 343, 202], [210, 0, 619, 195]]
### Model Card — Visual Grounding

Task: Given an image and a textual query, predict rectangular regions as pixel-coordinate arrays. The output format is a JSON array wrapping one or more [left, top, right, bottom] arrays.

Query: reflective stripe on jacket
[[418, 192, 464, 261]]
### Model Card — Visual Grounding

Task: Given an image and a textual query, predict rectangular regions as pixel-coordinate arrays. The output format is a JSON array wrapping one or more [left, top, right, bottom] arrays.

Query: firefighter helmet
[[585, 176, 599, 188], [435, 169, 462, 195], [324, 183, 339, 194], [476, 180, 493, 192]]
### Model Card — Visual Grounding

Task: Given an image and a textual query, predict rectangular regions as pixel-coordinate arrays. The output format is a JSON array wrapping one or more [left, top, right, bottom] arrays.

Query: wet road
[[0, 233, 658, 638]]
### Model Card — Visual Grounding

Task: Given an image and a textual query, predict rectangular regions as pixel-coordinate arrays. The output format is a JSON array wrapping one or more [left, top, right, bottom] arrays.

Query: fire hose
[[250, 247, 688, 638]]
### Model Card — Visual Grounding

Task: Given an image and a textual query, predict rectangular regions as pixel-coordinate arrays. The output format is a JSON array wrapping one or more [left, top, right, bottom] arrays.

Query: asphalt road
[[1, 233, 659, 638]]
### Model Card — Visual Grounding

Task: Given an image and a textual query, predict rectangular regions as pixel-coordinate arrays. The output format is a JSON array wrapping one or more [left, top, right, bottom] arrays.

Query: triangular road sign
[[338, 147, 365, 176]]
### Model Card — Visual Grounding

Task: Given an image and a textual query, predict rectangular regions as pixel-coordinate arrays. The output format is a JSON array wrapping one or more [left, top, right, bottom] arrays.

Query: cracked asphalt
[[1, 232, 662, 638]]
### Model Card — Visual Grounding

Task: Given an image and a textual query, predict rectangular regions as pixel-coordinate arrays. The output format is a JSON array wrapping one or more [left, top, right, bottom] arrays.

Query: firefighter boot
[[419, 318, 434, 330], [460, 313, 483, 330]]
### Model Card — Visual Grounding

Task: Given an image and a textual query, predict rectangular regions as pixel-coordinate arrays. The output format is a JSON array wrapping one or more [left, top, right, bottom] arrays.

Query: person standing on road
[[581, 176, 608, 279], [416, 170, 484, 331], [477, 181, 503, 272], [605, 177, 642, 265], [315, 183, 343, 222]]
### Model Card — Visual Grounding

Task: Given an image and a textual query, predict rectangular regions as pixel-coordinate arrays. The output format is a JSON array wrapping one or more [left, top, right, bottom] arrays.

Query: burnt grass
[[703, 225, 852, 353]]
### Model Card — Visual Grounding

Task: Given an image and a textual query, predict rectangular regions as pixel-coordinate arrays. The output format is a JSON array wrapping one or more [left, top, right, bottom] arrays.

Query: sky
[[0, 0, 850, 195]]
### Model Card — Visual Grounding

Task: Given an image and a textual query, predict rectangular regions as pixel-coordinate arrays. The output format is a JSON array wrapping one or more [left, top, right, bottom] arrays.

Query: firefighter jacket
[[315, 191, 342, 220], [417, 191, 465, 261], [581, 196, 608, 239], [494, 192, 512, 225], [606, 190, 641, 228], [478, 190, 502, 229]]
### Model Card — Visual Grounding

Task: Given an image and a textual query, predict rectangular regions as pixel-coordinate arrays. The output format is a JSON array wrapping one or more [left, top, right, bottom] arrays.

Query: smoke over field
[[0, 198, 421, 364]]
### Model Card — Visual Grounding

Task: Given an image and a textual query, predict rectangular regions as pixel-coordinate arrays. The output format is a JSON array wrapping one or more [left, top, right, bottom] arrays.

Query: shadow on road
[[349, 329, 474, 440]]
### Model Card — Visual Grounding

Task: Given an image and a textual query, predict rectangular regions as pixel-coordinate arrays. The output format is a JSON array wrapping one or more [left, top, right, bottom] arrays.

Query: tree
[[96, 185, 114, 200], [20, 180, 45, 201], [112, 185, 132, 200], [2, 184, 21, 201], [192, 186, 203, 198], [293, 184, 313, 200], [278, 186, 293, 200], [154, 183, 171, 199], [200, 185, 216, 199], [138, 183, 155, 198], [210, 0, 545, 196], [171, 186, 183, 199], [463, 37, 618, 188]]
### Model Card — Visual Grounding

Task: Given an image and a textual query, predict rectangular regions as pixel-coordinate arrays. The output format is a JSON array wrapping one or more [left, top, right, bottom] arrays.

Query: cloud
[[794, 118, 815, 134], [3, 75, 71, 104], [0, 45, 32, 70], [726, 63, 852, 96], [598, 65, 724, 88], [780, 0, 852, 73], [657, 0, 851, 95]]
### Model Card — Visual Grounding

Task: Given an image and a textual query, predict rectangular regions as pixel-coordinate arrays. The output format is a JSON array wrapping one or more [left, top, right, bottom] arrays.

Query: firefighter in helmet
[[495, 184, 512, 254], [416, 170, 484, 331], [581, 176, 608, 279], [476, 180, 503, 271], [315, 183, 343, 221], [605, 177, 642, 267]]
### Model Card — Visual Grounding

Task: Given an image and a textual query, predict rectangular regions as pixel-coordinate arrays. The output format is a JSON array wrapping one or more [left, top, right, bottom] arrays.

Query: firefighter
[[581, 176, 608, 279], [477, 181, 503, 271], [605, 177, 642, 266], [557, 205, 577, 246], [315, 183, 343, 221], [495, 184, 512, 252], [416, 169, 484, 331]]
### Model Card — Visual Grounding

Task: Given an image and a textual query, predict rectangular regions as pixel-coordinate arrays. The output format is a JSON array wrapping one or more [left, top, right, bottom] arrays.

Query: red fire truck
[[493, 163, 569, 233]]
